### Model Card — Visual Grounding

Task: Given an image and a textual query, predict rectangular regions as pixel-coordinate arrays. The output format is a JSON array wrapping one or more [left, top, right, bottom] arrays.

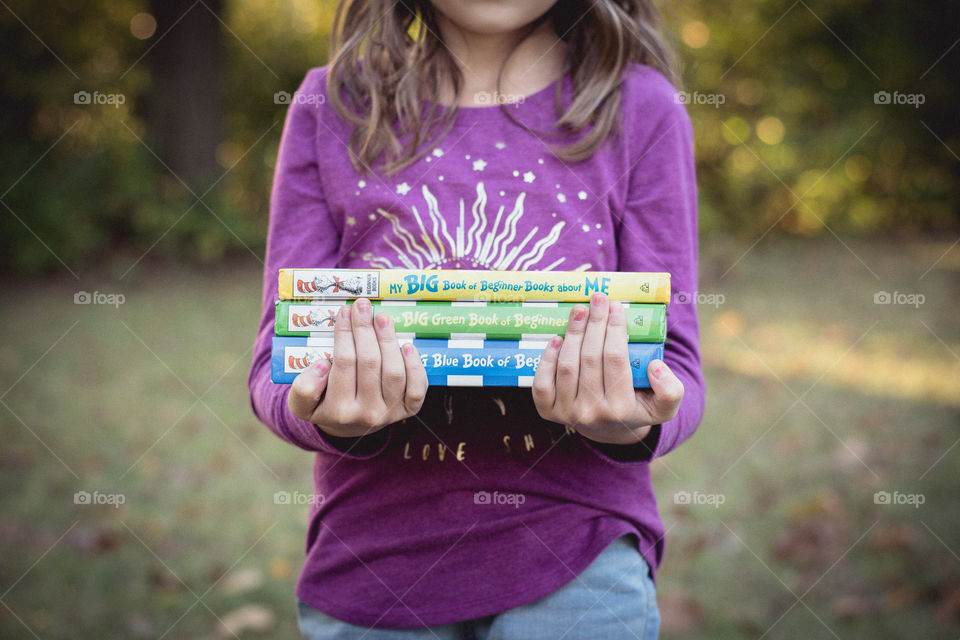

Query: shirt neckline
[[423, 72, 572, 127]]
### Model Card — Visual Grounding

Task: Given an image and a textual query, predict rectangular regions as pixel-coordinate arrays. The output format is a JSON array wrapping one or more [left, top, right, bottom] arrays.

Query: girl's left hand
[[531, 293, 685, 445]]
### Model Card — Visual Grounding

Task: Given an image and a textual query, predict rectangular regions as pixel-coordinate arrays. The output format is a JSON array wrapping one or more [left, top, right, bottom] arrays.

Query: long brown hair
[[327, 0, 678, 176]]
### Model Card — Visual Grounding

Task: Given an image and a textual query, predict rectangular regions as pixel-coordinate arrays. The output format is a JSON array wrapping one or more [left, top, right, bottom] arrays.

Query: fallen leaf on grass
[[124, 613, 154, 639], [885, 586, 918, 611], [831, 436, 872, 473], [147, 566, 186, 591], [773, 490, 850, 573], [936, 584, 960, 624], [69, 525, 122, 554], [218, 604, 275, 637], [832, 593, 871, 619], [269, 556, 294, 580], [771, 519, 846, 571], [658, 588, 704, 636], [220, 568, 263, 595], [869, 523, 920, 552], [682, 532, 712, 558]]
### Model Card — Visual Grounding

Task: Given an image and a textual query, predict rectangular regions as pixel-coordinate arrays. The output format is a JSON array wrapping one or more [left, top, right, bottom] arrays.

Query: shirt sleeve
[[246, 67, 390, 459], [614, 69, 706, 460]]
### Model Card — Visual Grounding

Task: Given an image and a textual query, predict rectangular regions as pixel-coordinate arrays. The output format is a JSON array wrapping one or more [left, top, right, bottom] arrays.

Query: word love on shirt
[[399, 424, 577, 464]]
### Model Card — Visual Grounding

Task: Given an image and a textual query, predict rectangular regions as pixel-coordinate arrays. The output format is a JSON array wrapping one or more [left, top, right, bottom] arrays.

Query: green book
[[275, 300, 665, 342]]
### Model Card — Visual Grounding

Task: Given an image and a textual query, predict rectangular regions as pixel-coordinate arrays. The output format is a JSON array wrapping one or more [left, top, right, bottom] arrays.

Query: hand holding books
[[286, 299, 427, 439], [532, 294, 684, 445]]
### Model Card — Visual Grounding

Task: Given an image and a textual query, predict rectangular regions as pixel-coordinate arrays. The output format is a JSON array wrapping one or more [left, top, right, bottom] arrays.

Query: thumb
[[288, 359, 331, 420], [646, 359, 684, 421]]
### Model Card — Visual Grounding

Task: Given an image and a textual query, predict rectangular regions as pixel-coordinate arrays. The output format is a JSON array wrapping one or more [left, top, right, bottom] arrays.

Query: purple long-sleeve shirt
[[247, 62, 705, 628]]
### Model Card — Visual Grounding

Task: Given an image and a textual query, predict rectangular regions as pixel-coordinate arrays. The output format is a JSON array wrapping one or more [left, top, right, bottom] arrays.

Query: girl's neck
[[434, 14, 567, 108]]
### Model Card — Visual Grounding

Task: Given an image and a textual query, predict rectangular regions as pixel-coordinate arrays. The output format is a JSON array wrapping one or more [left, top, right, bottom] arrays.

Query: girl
[[248, 0, 704, 637]]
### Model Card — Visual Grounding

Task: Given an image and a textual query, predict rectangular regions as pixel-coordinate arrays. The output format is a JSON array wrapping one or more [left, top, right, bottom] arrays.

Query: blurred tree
[[148, 0, 223, 193]]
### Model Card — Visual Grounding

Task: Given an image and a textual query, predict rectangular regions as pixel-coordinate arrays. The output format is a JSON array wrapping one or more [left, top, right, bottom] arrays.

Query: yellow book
[[278, 268, 670, 303]]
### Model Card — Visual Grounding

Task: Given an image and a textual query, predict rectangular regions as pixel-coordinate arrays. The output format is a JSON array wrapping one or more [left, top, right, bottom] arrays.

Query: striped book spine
[[274, 300, 666, 342], [278, 268, 670, 303], [271, 336, 663, 388]]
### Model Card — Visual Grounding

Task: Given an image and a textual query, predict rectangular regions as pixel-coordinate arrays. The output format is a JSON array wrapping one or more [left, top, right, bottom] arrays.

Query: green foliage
[[1, 0, 957, 273], [0, 0, 336, 273], [666, 0, 959, 238]]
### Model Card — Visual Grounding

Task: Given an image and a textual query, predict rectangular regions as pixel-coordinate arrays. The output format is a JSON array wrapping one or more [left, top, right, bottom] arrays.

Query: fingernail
[[340, 306, 351, 321], [652, 360, 664, 379], [376, 312, 389, 329], [549, 336, 562, 349], [402, 343, 413, 355], [314, 361, 328, 374], [591, 292, 605, 307], [356, 298, 370, 313], [573, 306, 586, 321]]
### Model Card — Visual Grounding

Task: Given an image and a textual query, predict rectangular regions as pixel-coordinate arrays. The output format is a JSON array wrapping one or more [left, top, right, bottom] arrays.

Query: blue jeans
[[297, 534, 659, 640]]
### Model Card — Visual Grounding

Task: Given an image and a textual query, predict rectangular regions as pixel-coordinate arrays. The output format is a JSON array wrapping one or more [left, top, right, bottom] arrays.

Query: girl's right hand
[[287, 298, 428, 438]]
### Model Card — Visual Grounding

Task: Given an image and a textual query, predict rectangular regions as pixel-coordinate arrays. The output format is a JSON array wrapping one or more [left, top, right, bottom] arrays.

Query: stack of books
[[270, 268, 670, 388]]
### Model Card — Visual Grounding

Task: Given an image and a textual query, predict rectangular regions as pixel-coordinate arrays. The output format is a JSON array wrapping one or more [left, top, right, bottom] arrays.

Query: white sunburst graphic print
[[362, 182, 591, 272]]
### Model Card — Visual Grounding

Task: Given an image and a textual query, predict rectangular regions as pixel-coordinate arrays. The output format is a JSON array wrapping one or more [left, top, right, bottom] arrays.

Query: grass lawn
[[1, 236, 957, 639]]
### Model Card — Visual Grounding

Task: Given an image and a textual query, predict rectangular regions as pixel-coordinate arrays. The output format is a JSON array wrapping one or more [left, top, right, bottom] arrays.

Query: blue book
[[271, 336, 663, 388]]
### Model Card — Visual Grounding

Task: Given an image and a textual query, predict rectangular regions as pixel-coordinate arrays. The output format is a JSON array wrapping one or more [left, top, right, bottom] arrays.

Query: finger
[[401, 342, 428, 415], [602, 301, 635, 413], [555, 303, 587, 408], [646, 359, 684, 422], [288, 360, 331, 421], [531, 335, 562, 417], [327, 305, 356, 401], [351, 298, 382, 402], [376, 312, 406, 409], [577, 293, 609, 403]]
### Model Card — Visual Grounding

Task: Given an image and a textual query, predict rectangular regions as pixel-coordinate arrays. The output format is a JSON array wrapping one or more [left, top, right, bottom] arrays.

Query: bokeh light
[[130, 12, 157, 40], [845, 155, 872, 182], [721, 116, 751, 144], [756, 116, 785, 145], [681, 21, 710, 48]]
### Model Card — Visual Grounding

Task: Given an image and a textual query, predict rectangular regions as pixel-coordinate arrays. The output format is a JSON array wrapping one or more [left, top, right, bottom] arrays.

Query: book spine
[[270, 336, 662, 388], [275, 300, 666, 342], [278, 268, 670, 303]]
